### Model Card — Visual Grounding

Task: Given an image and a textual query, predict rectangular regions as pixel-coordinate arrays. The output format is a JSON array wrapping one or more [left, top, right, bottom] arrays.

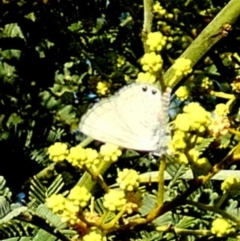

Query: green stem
[[142, 0, 153, 52], [157, 157, 165, 206]]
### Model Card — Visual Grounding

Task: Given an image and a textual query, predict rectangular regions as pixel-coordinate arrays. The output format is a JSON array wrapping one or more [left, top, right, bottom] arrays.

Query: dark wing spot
[[142, 86, 148, 92], [152, 89, 157, 95]]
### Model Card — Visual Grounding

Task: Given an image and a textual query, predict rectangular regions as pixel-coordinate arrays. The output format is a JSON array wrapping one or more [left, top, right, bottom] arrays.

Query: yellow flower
[[47, 142, 69, 162], [46, 194, 66, 213], [188, 149, 200, 162], [201, 77, 213, 89], [66, 145, 86, 167], [84, 148, 100, 168], [211, 218, 235, 237], [66, 146, 99, 168], [146, 32, 167, 52], [68, 186, 91, 208], [221, 176, 240, 194], [178, 153, 188, 164], [83, 229, 107, 241], [96, 81, 109, 96], [214, 103, 229, 116], [174, 113, 191, 132], [140, 52, 163, 73], [99, 143, 122, 162], [153, 2, 166, 16], [136, 72, 156, 84], [116, 169, 140, 191], [172, 58, 192, 77], [60, 199, 80, 224], [175, 86, 190, 101], [103, 189, 126, 211], [169, 130, 187, 151]]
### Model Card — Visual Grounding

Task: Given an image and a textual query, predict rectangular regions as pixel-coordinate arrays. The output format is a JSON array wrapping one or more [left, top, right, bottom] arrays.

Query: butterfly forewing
[[79, 83, 171, 152]]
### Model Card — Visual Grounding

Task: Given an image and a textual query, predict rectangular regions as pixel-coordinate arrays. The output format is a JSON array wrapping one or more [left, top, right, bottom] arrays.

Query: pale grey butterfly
[[79, 83, 171, 154]]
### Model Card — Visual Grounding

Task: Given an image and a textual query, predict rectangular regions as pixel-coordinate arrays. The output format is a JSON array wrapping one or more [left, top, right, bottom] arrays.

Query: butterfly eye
[[152, 90, 157, 95], [142, 86, 148, 92]]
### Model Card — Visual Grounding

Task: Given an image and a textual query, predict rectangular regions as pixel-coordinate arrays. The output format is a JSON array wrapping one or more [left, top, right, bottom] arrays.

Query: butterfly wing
[[79, 83, 171, 152], [111, 83, 163, 150]]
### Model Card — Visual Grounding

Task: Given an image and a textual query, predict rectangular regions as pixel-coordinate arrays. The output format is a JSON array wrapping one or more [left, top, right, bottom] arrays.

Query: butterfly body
[[79, 83, 171, 153]]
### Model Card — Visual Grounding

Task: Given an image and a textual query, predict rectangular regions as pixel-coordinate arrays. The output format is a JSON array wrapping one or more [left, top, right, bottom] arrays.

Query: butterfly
[[79, 83, 171, 154]]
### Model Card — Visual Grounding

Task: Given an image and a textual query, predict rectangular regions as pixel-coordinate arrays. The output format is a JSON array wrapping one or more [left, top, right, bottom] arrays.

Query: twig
[[142, 0, 153, 52], [164, 0, 240, 88]]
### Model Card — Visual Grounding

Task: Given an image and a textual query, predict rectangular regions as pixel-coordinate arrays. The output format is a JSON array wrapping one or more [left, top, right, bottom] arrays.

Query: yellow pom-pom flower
[[172, 58, 192, 77], [146, 32, 167, 52], [221, 176, 240, 194], [66, 145, 86, 167], [201, 77, 213, 90], [211, 218, 235, 237], [214, 103, 229, 116], [140, 52, 163, 73], [47, 142, 69, 162], [46, 194, 66, 213], [153, 2, 166, 16], [66, 146, 99, 169], [68, 186, 92, 208], [99, 143, 122, 162], [84, 148, 100, 168], [168, 130, 187, 151], [60, 199, 80, 224], [83, 229, 107, 241], [136, 72, 156, 84], [116, 169, 140, 191], [103, 189, 126, 212], [175, 86, 190, 101], [96, 81, 109, 96]]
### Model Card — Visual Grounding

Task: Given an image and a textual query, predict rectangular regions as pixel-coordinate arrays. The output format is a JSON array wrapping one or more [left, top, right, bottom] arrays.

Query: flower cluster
[[140, 52, 163, 73], [68, 186, 92, 207], [174, 102, 211, 133], [208, 114, 230, 138], [99, 143, 122, 162], [172, 58, 192, 77], [153, 2, 166, 16], [136, 72, 156, 84], [83, 229, 107, 241], [47, 142, 69, 162], [169, 103, 212, 168], [231, 77, 240, 93], [211, 218, 235, 237], [46, 186, 91, 224], [96, 81, 109, 96], [214, 103, 229, 116], [103, 189, 126, 212], [117, 56, 125, 68], [67, 145, 100, 168], [116, 169, 140, 191], [221, 176, 240, 194], [175, 86, 190, 101], [146, 32, 167, 52], [201, 77, 213, 90]]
